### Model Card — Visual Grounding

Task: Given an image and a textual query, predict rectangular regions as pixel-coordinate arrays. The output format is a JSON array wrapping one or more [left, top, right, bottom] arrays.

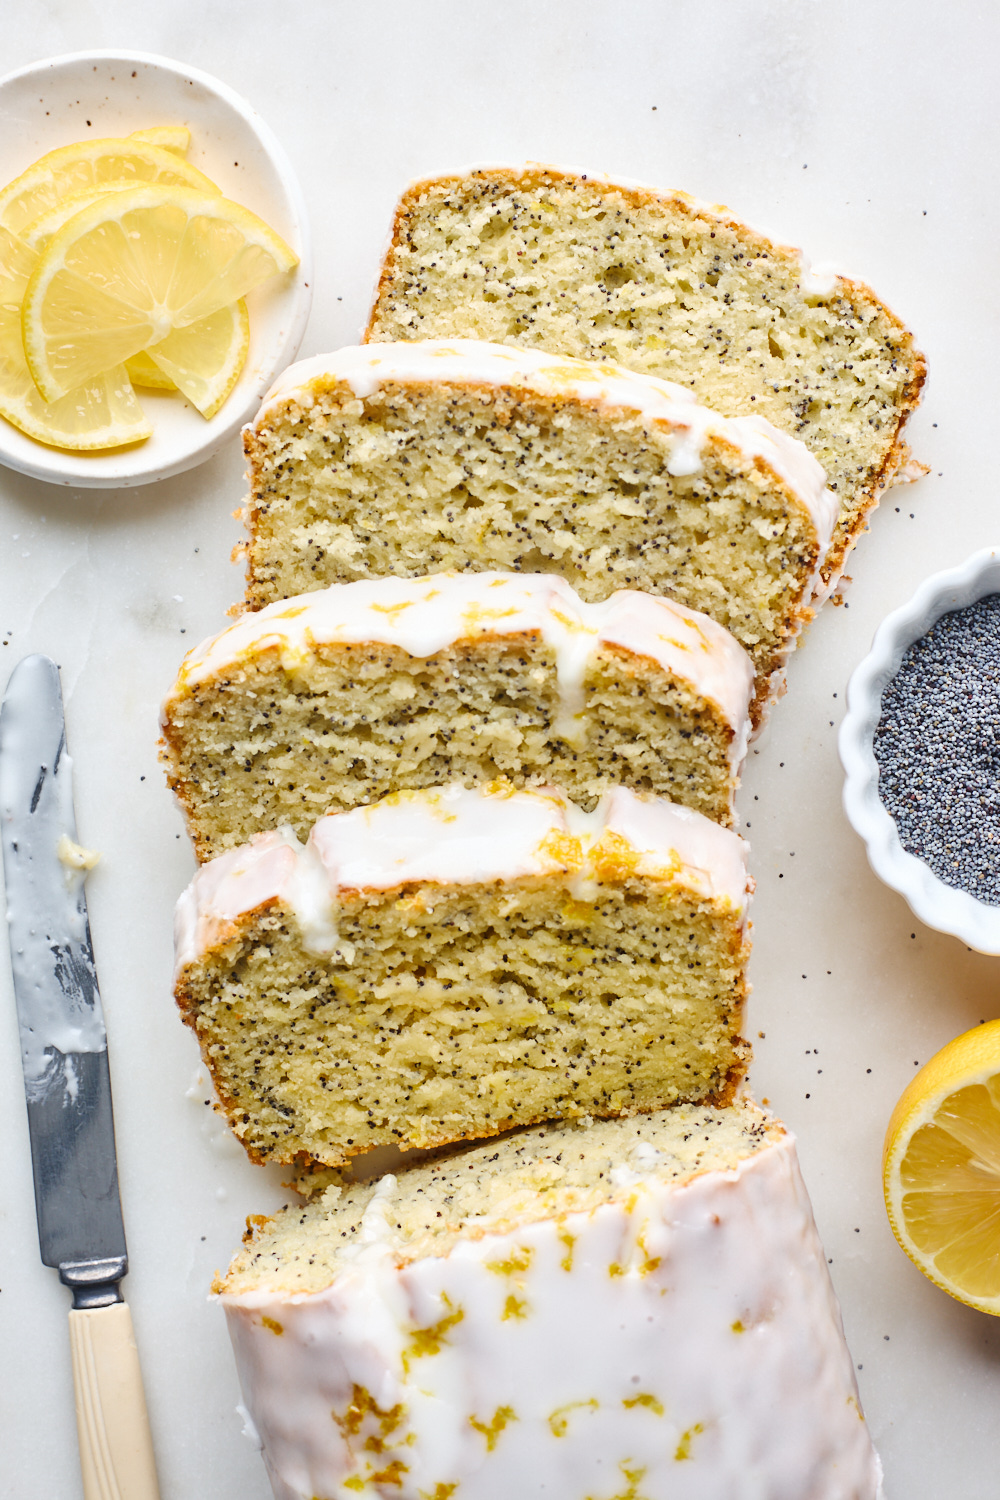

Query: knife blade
[[0, 654, 160, 1500]]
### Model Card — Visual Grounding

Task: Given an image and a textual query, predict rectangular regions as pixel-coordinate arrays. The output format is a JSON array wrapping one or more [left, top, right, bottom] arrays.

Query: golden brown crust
[[819, 344, 928, 585]]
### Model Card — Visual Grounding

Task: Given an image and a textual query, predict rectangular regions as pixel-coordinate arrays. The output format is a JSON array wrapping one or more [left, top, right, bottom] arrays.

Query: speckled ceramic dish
[[840, 546, 1000, 953], [0, 50, 312, 487]]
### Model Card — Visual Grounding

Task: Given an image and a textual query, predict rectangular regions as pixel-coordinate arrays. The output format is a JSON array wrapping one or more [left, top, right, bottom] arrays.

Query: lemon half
[[883, 1018, 1000, 1315], [21, 184, 296, 401]]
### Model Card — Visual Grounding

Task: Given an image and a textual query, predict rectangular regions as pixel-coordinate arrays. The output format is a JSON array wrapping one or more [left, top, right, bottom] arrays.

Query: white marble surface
[[0, 3, 997, 1497]]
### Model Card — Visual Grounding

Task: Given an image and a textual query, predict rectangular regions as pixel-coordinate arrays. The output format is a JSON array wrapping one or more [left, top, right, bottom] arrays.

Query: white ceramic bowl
[[840, 546, 1000, 953], [0, 50, 312, 487]]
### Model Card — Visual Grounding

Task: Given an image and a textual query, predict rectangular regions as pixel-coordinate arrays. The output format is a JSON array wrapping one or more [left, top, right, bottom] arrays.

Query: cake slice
[[241, 340, 835, 697], [161, 571, 754, 860], [174, 783, 751, 1167], [219, 1099, 883, 1500], [364, 167, 926, 582]]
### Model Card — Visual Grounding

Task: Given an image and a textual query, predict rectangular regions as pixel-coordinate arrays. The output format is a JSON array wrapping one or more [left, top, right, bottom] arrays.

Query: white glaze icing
[[173, 783, 750, 976], [166, 571, 754, 766], [222, 1130, 883, 1500], [252, 338, 837, 559], [797, 257, 843, 299], [236, 1402, 264, 1452]]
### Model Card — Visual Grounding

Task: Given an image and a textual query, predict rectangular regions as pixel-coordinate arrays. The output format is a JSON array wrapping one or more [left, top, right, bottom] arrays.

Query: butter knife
[[0, 654, 160, 1500]]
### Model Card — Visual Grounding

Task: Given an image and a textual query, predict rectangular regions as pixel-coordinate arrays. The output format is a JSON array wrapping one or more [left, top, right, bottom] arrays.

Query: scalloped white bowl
[[840, 547, 1000, 953], [0, 50, 312, 487]]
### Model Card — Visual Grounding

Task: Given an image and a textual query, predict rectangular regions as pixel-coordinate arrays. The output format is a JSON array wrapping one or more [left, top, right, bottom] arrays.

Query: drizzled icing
[[221, 1130, 883, 1500], [173, 783, 750, 976], [251, 338, 837, 558], [165, 571, 754, 766]]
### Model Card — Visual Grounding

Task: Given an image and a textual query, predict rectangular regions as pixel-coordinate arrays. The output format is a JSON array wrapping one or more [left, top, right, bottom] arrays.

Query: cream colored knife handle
[[68, 1302, 161, 1500]]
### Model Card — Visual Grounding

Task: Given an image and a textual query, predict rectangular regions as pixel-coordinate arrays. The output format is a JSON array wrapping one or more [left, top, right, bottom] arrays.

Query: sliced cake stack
[[160, 165, 921, 1499]]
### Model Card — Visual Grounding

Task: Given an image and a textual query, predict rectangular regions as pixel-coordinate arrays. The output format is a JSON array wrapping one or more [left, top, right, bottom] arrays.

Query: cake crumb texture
[[174, 787, 751, 1167], [161, 573, 753, 859], [242, 364, 825, 705]]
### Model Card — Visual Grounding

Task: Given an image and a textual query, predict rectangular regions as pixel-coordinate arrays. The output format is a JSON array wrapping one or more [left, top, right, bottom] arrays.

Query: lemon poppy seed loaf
[[160, 571, 754, 860], [219, 1099, 883, 1500], [365, 168, 925, 581], [241, 340, 834, 701], [174, 783, 751, 1167]]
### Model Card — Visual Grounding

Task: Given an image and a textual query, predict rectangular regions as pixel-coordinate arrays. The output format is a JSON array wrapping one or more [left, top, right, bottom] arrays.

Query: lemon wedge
[[0, 137, 218, 235], [124, 349, 177, 390], [883, 1018, 1000, 1315], [124, 303, 250, 415], [144, 299, 250, 417], [128, 126, 192, 156], [0, 224, 150, 449], [21, 184, 297, 401]]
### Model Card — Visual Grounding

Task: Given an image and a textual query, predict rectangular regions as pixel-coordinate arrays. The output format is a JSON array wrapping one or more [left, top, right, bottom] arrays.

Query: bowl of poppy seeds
[[840, 547, 1000, 953]]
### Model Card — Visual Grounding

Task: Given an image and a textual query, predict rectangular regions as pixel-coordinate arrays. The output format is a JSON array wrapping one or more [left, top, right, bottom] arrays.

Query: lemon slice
[[22, 181, 145, 250], [24, 184, 248, 409], [22, 184, 297, 401], [24, 187, 180, 396], [883, 1019, 1000, 1315], [145, 298, 250, 417], [128, 126, 192, 156], [0, 137, 219, 235], [0, 224, 150, 450]]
